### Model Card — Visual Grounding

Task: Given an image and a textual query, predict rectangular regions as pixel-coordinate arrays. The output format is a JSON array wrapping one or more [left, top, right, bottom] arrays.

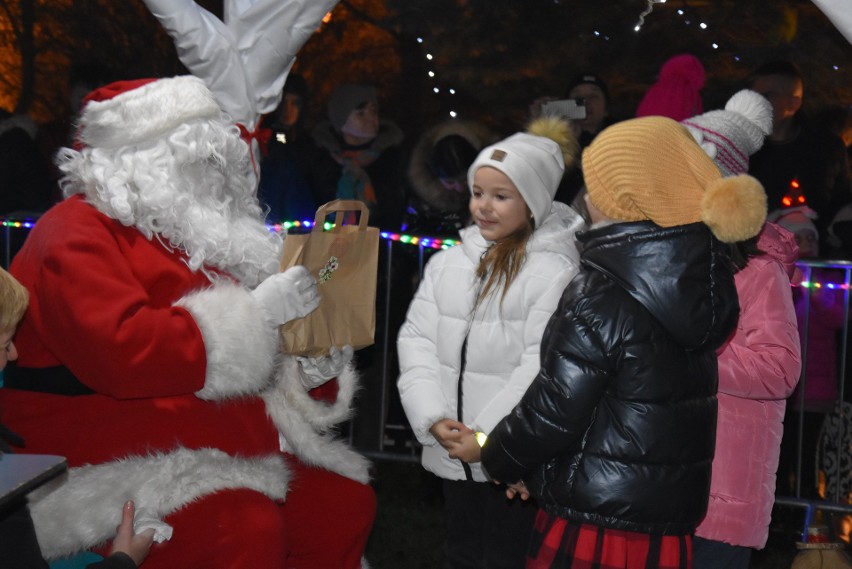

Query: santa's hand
[[252, 266, 320, 327], [298, 345, 354, 389]]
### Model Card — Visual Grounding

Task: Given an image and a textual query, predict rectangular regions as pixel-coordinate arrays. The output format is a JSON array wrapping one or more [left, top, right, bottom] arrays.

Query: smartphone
[[541, 98, 587, 120]]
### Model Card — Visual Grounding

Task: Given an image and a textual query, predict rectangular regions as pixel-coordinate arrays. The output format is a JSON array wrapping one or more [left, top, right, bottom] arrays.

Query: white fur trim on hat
[[467, 132, 564, 228], [78, 76, 222, 149], [681, 89, 772, 177]]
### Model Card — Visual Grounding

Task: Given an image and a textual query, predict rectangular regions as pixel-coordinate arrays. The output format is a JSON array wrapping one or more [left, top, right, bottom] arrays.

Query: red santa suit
[[0, 76, 374, 569]]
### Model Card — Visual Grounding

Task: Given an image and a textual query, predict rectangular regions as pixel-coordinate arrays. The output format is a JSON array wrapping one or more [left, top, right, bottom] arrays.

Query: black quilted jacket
[[481, 220, 740, 535]]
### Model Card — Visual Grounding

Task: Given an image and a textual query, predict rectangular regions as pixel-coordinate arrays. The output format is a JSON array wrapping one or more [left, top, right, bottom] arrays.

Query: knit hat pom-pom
[[725, 90, 773, 137], [526, 116, 579, 170], [700, 174, 767, 243]]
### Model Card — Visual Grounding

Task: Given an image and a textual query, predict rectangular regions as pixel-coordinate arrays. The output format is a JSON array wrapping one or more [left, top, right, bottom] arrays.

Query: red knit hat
[[636, 54, 706, 121], [75, 76, 221, 149]]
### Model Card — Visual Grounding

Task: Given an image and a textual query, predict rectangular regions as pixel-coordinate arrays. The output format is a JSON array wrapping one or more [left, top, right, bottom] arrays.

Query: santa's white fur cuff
[[176, 281, 278, 399]]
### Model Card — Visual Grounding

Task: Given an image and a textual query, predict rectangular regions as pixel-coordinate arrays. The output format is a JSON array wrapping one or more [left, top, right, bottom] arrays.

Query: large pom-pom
[[700, 175, 767, 243], [526, 116, 579, 170], [725, 89, 773, 137]]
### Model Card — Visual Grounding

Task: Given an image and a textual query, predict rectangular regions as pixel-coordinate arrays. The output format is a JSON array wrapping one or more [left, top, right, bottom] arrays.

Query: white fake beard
[[59, 119, 282, 288]]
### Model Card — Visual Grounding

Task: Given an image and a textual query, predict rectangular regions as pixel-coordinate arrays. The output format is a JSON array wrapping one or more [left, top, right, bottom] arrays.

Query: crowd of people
[[0, 2, 851, 567]]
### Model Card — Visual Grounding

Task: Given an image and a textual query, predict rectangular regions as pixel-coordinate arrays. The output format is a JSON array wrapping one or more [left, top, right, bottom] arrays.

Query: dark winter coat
[[481, 220, 740, 536], [405, 120, 498, 235], [309, 120, 405, 231], [257, 124, 318, 223]]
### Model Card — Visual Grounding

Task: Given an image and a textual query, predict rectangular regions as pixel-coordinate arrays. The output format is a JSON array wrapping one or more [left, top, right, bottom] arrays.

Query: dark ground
[[365, 458, 817, 569]]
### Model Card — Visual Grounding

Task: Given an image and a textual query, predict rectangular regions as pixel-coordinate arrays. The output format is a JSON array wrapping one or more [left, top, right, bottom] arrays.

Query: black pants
[[442, 478, 537, 569], [778, 409, 826, 497], [692, 536, 752, 569], [0, 500, 49, 569]]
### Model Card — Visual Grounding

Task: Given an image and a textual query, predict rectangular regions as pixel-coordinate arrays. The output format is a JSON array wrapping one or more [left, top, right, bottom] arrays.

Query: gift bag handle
[[313, 200, 370, 232]]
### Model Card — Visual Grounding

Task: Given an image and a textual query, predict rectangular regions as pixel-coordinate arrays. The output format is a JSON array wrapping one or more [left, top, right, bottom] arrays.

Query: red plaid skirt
[[526, 510, 692, 569]]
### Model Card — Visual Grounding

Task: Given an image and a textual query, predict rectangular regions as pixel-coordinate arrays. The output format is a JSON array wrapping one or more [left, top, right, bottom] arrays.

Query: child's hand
[[448, 431, 482, 463], [429, 419, 472, 452], [505, 480, 530, 501], [111, 500, 155, 567]]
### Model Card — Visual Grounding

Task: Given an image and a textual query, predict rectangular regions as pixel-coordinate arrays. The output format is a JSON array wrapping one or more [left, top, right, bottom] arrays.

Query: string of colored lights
[[797, 280, 851, 290], [0, 218, 37, 230], [264, 219, 460, 250], [0, 216, 460, 251], [380, 230, 459, 250], [6, 217, 852, 273]]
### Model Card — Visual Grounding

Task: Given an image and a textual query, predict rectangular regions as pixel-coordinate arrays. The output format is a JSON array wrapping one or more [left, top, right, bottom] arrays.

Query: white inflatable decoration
[[812, 0, 852, 45], [141, 0, 340, 177]]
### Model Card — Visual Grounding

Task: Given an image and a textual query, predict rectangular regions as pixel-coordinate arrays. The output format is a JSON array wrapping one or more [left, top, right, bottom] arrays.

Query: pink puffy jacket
[[695, 222, 802, 549]]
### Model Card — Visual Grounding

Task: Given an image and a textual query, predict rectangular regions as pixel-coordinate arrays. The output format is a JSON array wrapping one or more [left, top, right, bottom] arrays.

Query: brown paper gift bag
[[278, 200, 379, 356]]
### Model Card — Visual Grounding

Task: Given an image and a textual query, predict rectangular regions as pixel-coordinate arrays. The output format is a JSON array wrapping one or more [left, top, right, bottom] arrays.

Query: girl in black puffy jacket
[[482, 116, 769, 569]]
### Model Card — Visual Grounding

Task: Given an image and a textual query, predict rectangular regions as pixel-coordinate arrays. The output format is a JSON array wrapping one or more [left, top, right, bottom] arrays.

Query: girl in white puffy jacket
[[397, 117, 584, 569]]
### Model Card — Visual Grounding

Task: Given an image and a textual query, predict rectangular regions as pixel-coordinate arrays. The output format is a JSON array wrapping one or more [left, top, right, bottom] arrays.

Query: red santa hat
[[76, 76, 222, 149]]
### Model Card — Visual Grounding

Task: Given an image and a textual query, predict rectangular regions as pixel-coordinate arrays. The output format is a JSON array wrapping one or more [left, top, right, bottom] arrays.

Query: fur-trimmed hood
[[408, 120, 499, 213]]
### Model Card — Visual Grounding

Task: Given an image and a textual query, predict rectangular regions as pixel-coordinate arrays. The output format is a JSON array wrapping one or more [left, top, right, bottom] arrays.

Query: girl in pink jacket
[[683, 89, 802, 568], [693, 222, 802, 567]]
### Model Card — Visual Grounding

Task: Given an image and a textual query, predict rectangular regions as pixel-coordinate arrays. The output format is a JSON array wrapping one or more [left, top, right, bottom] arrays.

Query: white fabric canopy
[[141, 0, 339, 130], [812, 0, 852, 45]]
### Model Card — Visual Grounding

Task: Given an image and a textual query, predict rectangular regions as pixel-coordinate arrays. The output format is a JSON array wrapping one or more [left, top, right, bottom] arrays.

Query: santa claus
[[0, 75, 374, 568]]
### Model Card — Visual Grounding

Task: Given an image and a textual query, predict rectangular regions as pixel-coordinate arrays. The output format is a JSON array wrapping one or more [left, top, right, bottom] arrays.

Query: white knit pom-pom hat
[[681, 89, 773, 177]]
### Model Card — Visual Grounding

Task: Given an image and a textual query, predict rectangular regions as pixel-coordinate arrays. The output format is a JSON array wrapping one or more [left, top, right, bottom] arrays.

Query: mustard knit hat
[[582, 116, 767, 243]]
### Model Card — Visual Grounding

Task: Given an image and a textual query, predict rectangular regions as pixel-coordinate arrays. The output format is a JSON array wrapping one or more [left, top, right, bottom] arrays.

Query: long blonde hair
[[475, 217, 534, 308], [0, 267, 28, 333]]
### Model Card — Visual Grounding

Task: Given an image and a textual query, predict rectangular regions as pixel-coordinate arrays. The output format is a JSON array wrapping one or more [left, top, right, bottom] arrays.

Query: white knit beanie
[[467, 132, 564, 228], [681, 89, 773, 177]]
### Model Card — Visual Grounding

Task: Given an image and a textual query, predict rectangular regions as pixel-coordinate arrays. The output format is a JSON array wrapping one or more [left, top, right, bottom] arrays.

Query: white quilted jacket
[[397, 202, 584, 482]]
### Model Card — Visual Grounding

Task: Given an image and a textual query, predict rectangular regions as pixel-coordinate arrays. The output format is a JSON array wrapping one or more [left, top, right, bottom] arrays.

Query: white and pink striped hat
[[681, 89, 773, 177]]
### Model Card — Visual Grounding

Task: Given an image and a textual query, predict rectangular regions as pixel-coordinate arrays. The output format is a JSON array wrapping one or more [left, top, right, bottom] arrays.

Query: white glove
[[297, 345, 354, 389], [251, 266, 320, 327]]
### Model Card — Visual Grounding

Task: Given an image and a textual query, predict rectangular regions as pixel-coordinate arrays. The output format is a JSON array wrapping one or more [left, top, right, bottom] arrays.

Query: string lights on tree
[[416, 36, 459, 119], [634, 0, 667, 32], [410, 1, 843, 122]]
